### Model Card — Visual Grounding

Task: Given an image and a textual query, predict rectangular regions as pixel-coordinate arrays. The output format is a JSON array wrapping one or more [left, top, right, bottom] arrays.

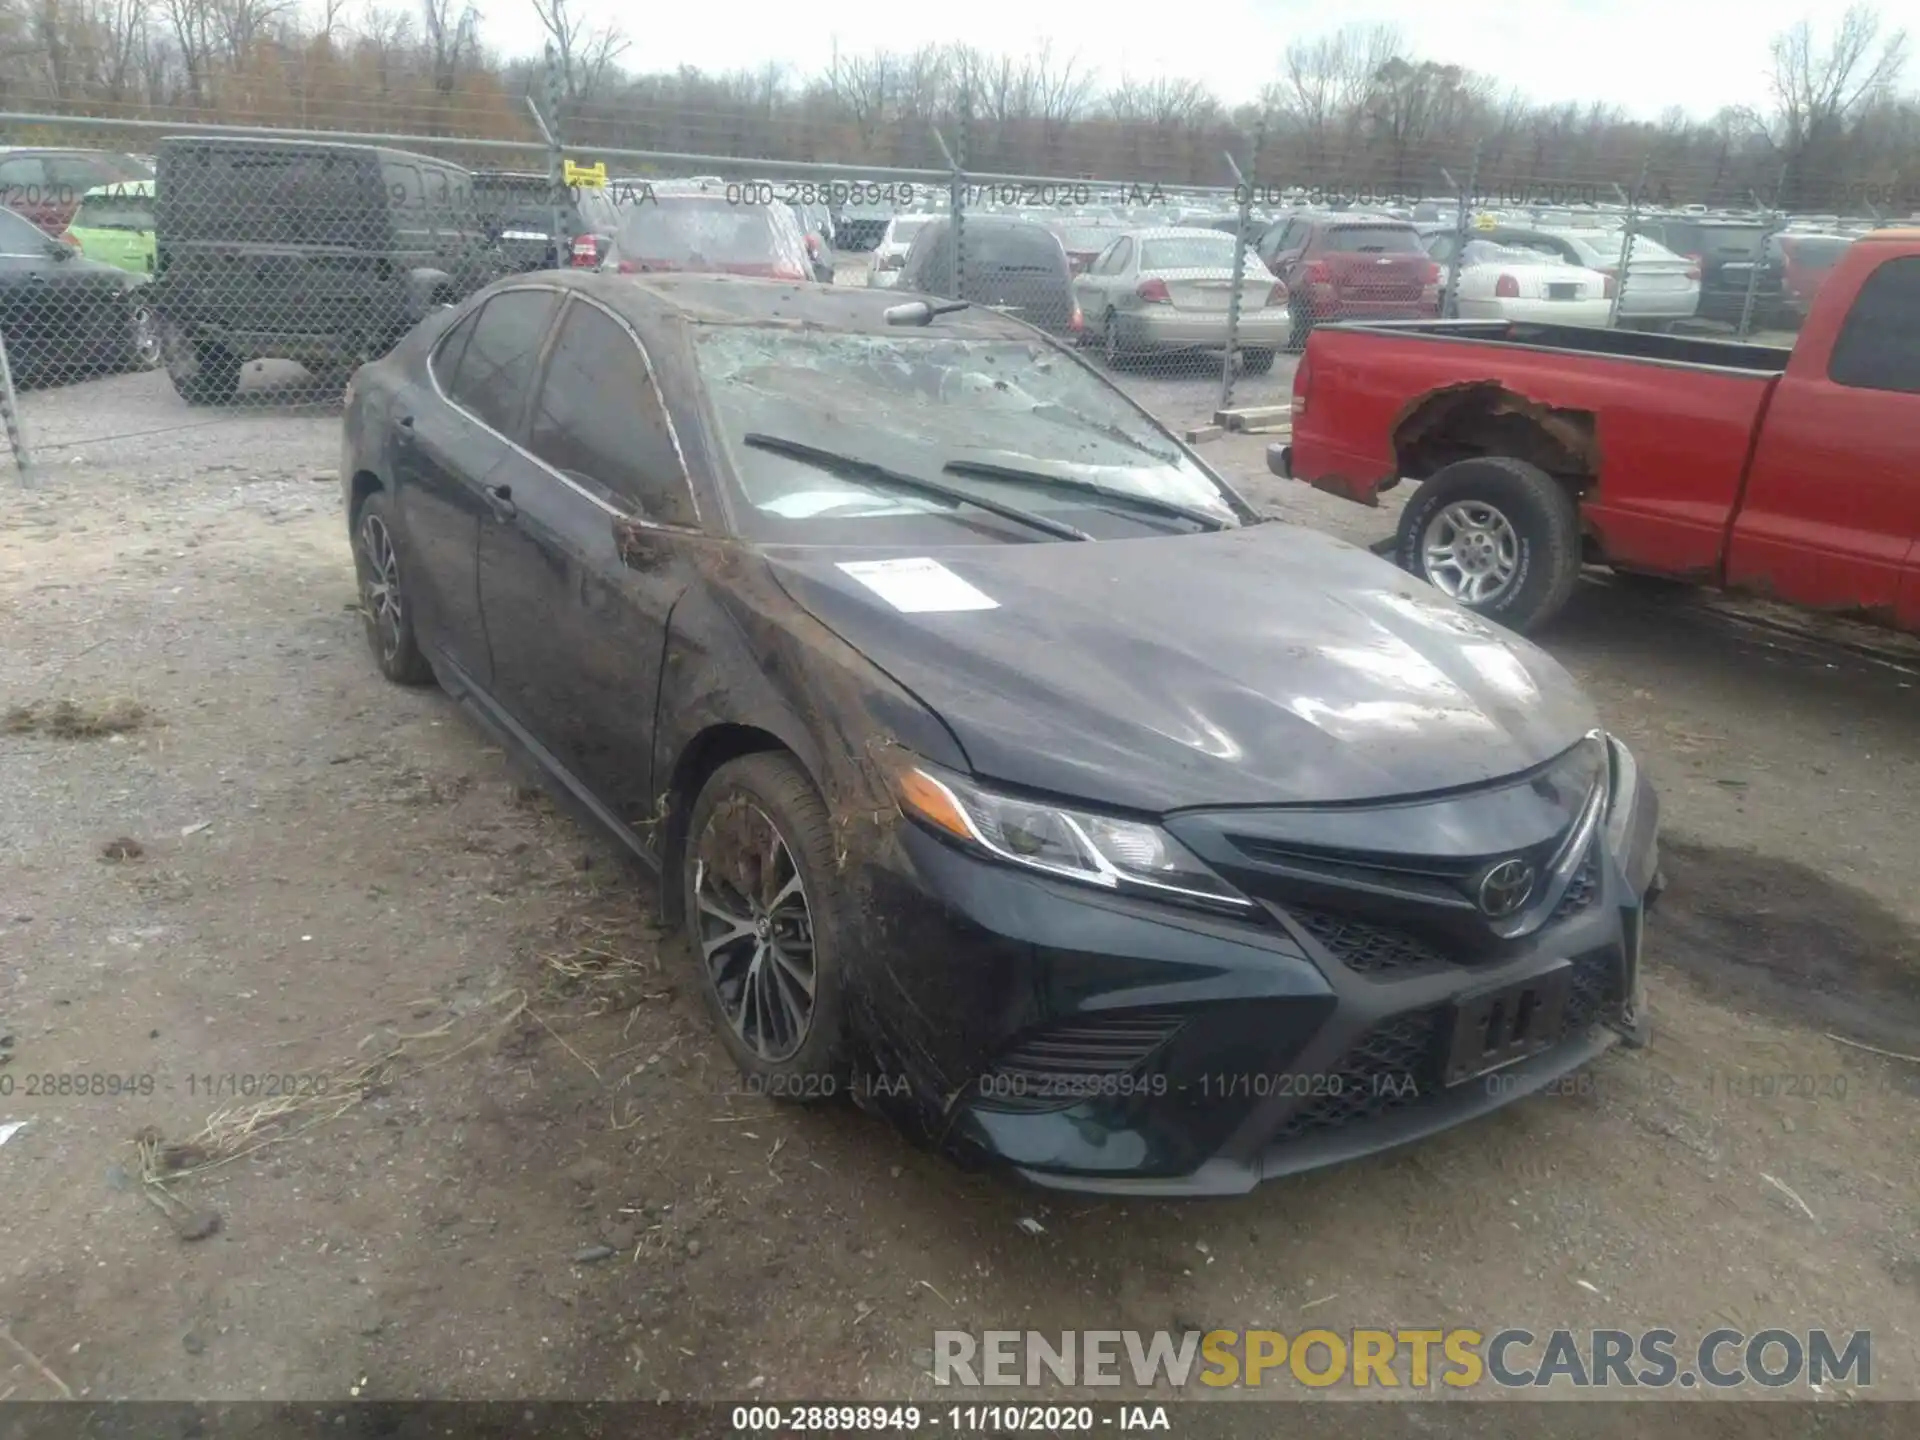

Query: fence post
[[1607, 160, 1649, 329], [951, 86, 970, 300], [1438, 142, 1482, 321], [0, 329, 29, 479], [1219, 118, 1264, 414], [541, 45, 567, 270], [1738, 164, 1790, 339]]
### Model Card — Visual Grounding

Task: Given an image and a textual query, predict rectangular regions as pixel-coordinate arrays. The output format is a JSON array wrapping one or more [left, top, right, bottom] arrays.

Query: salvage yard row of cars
[[0, 140, 1884, 396]]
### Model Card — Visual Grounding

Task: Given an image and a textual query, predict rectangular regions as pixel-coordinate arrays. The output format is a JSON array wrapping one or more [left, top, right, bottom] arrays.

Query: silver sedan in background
[[1072, 227, 1291, 372]]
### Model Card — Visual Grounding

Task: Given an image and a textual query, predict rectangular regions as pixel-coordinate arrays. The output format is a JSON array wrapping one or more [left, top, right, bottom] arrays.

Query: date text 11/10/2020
[[0, 1072, 333, 1099]]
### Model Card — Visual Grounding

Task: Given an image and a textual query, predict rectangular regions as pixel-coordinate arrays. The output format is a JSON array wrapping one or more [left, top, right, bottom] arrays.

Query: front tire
[[351, 490, 435, 685], [1393, 456, 1581, 633], [681, 754, 849, 1097]]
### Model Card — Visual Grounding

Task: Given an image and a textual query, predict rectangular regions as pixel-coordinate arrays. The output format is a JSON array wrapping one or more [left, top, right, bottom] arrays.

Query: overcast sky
[[471, 1, 1917, 121]]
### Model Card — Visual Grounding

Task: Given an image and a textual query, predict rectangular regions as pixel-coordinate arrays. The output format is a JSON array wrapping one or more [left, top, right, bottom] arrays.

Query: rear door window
[[971, 225, 1066, 272], [1827, 255, 1920, 395], [525, 300, 697, 525], [443, 288, 561, 437]]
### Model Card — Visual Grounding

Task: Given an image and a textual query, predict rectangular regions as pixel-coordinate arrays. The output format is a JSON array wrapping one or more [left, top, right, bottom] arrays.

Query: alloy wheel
[[1421, 500, 1521, 605], [357, 513, 405, 662], [692, 801, 817, 1062], [127, 304, 161, 369]]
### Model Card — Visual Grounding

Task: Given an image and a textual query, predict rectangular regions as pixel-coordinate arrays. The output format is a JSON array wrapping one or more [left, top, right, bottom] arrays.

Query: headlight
[[892, 761, 1253, 912]]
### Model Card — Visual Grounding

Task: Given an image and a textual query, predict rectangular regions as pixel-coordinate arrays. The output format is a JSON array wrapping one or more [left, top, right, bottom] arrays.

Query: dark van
[[151, 137, 501, 403]]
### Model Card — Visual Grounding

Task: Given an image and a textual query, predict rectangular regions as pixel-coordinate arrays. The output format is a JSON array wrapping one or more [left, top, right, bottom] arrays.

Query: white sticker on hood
[[836, 557, 999, 613]]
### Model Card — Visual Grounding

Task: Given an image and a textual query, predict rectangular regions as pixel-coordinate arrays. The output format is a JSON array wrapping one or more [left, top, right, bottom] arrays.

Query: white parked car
[[865, 215, 934, 288], [1548, 230, 1700, 326], [1428, 236, 1614, 326], [1072, 227, 1290, 371]]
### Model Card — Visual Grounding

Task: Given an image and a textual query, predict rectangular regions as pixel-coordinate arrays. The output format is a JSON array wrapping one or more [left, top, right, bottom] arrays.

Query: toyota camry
[[340, 271, 1662, 1195]]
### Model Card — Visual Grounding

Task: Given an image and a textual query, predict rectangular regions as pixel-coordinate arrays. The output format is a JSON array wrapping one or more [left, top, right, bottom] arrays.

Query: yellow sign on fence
[[563, 160, 607, 189]]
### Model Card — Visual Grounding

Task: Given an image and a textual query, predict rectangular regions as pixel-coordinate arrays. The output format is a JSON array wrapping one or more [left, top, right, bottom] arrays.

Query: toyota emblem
[[1477, 859, 1536, 918]]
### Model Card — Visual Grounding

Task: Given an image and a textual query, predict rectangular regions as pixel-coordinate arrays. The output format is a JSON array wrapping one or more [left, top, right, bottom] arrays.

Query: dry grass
[[3, 697, 152, 739], [539, 912, 668, 1014], [134, 988, 531, 1194]]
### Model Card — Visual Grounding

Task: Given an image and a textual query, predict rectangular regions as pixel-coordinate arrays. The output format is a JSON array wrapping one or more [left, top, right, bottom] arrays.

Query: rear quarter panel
[[1291, 327, 1776, 576]]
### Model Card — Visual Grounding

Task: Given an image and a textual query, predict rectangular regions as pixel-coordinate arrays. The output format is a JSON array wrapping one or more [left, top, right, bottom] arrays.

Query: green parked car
[[65, 179, 156, 274]]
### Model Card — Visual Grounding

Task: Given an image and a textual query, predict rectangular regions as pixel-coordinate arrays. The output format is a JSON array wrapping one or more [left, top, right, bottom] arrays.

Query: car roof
[[523, 270, 1048, 341], [1126, 226, 1245, 243], [154, 135, 461, 169]]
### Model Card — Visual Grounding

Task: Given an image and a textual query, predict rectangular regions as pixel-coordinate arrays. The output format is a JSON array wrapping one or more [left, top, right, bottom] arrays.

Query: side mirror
[[883, 298, 970, 326]]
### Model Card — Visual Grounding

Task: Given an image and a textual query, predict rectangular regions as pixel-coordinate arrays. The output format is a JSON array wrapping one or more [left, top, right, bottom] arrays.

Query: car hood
[[762, 522, 1600, 813]]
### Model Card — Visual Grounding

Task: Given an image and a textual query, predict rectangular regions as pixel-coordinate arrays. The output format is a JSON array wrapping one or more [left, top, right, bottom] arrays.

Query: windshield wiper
[[942, 460, 1232, 532], [742, 434, 1091, 541]]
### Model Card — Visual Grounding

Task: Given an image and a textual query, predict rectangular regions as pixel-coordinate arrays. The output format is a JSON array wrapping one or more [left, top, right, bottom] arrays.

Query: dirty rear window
[[1323, 226, 1422, 253], [161, 149, 380, 245], [967, 226, 1069, 271], [691, 327, 1239, 539], [615, 199, 809, 274], [1770, 235, 1852, 267], [75, 191, 154, 231]]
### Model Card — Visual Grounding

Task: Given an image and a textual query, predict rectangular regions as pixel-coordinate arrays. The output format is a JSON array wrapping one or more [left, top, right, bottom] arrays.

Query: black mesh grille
[[1272, 949, 1625, 1143], [975, 1009, 1186, 1113], [1271, 1011, 1440, 1139], [1289, 910, 1453, 977], [1564, 949, 1622, 1031]]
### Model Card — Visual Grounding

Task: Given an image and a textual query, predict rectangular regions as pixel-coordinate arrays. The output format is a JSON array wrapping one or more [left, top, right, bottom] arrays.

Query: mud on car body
[[340, 272, 1662, 1196]]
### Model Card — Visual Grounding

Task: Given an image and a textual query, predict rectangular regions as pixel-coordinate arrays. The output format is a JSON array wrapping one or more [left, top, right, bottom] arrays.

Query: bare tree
[[1028, 41, 1095, 143], [421, 0, 477, 99], [159, 0, 216, 105], [1770, 5, 1909, 144], [821, 41, 893, 146], [1104, 75, 1215, 129], [209, 0, 292, 67], [529, 0, 627, 101]]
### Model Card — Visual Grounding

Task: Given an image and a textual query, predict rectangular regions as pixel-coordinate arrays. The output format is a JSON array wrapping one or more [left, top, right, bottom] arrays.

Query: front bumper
[[851, 744, 1661, 1196]]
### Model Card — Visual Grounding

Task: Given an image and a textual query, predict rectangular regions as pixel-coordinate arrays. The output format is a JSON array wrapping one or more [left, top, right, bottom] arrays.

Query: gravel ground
[[0, 341, 1915, 1418]]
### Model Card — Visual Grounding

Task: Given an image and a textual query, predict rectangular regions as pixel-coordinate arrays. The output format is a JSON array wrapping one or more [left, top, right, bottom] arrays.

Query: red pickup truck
[[1273, 228, 1920, 634]]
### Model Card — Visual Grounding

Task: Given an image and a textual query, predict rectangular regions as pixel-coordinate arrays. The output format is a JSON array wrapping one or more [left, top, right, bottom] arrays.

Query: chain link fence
[[0, 91, 1906, 473]]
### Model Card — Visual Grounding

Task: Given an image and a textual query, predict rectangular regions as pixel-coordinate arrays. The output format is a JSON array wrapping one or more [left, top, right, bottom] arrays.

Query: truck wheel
[[161, 319, 240, 406], [1393, 456, 1581, 633], [1240, 347, 1276, 375]]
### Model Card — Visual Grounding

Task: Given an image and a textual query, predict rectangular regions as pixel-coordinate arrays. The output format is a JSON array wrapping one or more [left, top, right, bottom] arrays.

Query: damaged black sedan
[[340, 272, 1662, 1196]]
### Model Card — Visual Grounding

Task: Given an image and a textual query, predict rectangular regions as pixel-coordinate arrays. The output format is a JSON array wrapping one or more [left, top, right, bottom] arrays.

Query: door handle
[[483, 483, 517, 521]]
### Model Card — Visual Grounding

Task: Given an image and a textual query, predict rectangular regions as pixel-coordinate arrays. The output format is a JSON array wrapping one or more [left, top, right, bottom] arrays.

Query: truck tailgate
[[1288, 320, 1783, 576]]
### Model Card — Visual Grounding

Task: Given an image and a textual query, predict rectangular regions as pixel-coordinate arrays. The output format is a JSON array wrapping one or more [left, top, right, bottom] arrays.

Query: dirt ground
[[1, 349, 1916, 1419]]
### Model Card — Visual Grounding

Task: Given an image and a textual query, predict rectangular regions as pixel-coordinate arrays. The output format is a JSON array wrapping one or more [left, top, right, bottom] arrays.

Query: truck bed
[[1321, 318, 1793, 375], [1286, 318, 1788, 579]]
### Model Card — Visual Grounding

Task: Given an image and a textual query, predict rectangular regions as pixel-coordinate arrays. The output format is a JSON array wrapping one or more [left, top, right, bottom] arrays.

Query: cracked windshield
[[692, 326, 1242, 535]]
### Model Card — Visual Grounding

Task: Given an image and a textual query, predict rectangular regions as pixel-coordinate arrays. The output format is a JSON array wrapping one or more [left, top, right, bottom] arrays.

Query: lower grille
[[1564, 949, 1622, 1031], [974, 1009, 1186, 1114], [1271, 1010, 1439, 1139], [1289, 909, 1452, 978], [1272, 949, 1624, 1142]]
